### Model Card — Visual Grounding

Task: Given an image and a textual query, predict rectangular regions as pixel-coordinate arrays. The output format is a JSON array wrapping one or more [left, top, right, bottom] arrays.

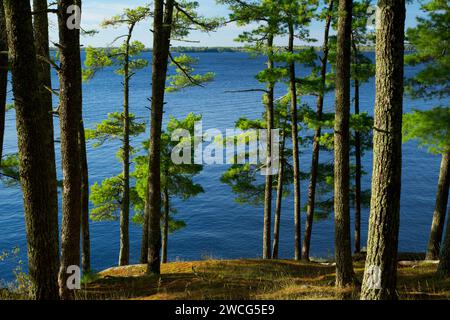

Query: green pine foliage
[[405, 0, 449, 99]]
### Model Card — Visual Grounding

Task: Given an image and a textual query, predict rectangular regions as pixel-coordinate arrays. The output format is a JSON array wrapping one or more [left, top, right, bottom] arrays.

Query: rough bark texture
[[351, 32, 364, 254], [353, 68, 362, 254], [289, 23, 301, 261], [32, 0, 59, 260], [162, 187, 169, 263], [3, 0, 60, 300], [426, 152, 450, 260], [57, 0, 83, 299], [360, 0, 405, 300], [263, 34, 274, 260], [303, 0, 334, 261], [119, 26, 134, 267], [80, 119, 90, 274], [437, 207, 450, 276], [334, 0, 354, 288], [272, 134, 285, 259], [146, 0, 174, 274], [33, 0, 57, 168], [0, 0, 7, 162]]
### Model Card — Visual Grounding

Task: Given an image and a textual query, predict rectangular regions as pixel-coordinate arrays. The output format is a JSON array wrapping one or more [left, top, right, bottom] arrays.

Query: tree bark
[[146, 0, 174, 274], [353, 77, 362, 254], [334, 0, 354, 288], [57, 0, 83, 299], [80, 119, 90, 274], [437, 207, 450, 276], [289, 23, 301, 261], [352, 38, 362, 253], [263, 34, 275, 260], [140, 206, 149, 263], [426, 152, 450, 260], [33, 0, 57, 164], [272, 134, 286, 259], [360, 0, 405, 300], [303, 0, 334, 261], [119, 25, 134, 267], [0, 0, 7, 162], [3, 0, 59, 300], [162, 187, 169, 263]]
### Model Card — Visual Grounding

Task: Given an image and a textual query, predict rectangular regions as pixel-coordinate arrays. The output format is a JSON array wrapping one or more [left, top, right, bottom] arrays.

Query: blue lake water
[[0, 52, 445, 282]]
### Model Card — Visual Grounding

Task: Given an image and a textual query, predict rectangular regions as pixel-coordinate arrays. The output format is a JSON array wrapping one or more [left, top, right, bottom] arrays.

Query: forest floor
[[78, 254, 450, 300]]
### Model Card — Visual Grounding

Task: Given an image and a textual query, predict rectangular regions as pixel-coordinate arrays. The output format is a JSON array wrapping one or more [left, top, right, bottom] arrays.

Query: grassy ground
[[77, 258, 450, 300]]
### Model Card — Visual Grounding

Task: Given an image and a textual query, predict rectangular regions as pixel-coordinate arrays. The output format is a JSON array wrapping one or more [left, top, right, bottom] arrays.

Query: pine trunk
[[289, 23, 301, 261], [272, 134, 285, 259], [354, 77, 362, 254], [263, 34, 274, 260], [79, 119, 90, 274], [119, 28, 133, 267], [0, 0, 8, 162], [162, 187, 169, 263], [140, 208, 149, 263], [360, 0, 405, 300], [3, 0, 60, 299], [426, 152, 450, 260], [33, 0, 60, 267], [334, 0, 354, 288], [437, 207, 450, 276], [57, 0, 83, 299], [303, 0, 334, 261], [146, 0, 174, 274]]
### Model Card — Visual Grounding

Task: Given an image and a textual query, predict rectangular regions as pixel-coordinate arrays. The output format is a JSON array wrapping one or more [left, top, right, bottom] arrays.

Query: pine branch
[[168, 52, 204, 87]]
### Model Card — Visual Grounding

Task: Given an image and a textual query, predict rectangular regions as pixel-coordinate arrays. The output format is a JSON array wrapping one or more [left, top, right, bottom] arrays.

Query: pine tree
[[144, 0, 220, 272], [303, 0, 335, 261], [361, 0, 406, 300], [281, 0, 317, 261], [220, 0, 286, 259], [83, 5, 151, 267], [3, 0, 60, 300], [405, 0, 450, 262], [333, 0, 354, 287], [350, 0, 375, 253], [57, 0, 83, 299], [133, 113, 205, 263], [403, 108, 450, 262]]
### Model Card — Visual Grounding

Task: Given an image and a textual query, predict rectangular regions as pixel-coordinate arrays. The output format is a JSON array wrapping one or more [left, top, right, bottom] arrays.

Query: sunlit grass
[[77, 258, 450, 300]]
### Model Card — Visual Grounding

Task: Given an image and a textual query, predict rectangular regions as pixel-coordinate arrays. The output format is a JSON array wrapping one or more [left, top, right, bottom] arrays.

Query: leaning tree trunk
[[80, 119, 90, 274], [437, 207, 450, 276], [352, 41, 362, 254], [289, 23, 301, 261], [0, 0, 7, 162], [360, 0, 405, 300], [333, 0, 354, 288], [272, 134, 286, 259], [426, 151, 450, 260], [119, 27, 133, 267], [146, 0, 174, 274], [263, 34, 275, 260], [57, 0, 83, 299], [303, 0, 334, 261], [162, 187, 170, 263], [3, 0, 60, 300]]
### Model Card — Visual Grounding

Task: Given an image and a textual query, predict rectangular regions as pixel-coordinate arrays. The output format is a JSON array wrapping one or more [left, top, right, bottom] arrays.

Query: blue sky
[[52, 0, 426, 47]]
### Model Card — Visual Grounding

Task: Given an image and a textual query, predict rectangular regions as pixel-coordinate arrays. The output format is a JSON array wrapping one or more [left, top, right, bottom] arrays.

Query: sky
[[48, 0, 427, 48]]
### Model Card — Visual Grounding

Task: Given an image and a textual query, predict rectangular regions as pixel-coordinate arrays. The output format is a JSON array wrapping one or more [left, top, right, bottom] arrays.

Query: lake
[[0, 51, 444, 282]]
